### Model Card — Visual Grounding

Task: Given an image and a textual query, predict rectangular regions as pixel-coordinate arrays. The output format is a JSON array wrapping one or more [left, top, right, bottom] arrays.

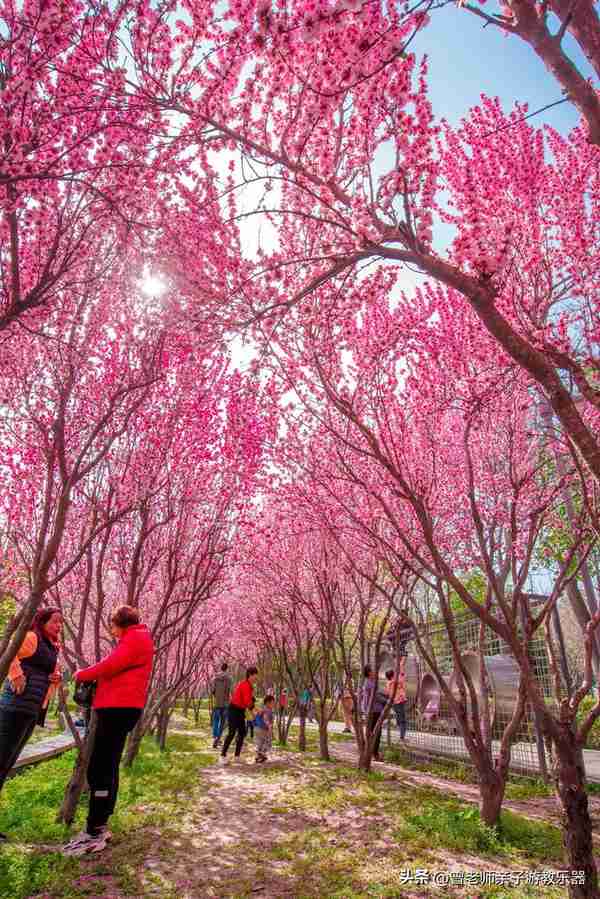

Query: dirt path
[[139, 751, 343, 898], [20, 726, 586, 898], [172, 724, 600, 843], [127, 738, 570, 898]]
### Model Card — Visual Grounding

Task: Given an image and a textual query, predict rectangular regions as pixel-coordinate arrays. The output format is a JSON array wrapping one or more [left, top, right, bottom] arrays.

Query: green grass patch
[[504, 778, 552, 800], [384, 745, 557, 802], [384, 746, 478, 783], [0, 849, 80, 899], [0, 731, 215, 899], [396, 796, 563, 863]]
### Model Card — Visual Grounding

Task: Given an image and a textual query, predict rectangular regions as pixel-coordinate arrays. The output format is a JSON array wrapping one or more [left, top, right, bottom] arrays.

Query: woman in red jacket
[[64, 605, 154, 856], [219, 666, 258, 765]]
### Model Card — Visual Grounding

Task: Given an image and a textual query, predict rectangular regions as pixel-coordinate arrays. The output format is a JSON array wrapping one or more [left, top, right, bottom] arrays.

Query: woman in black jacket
[[0, 608, 62, 799]]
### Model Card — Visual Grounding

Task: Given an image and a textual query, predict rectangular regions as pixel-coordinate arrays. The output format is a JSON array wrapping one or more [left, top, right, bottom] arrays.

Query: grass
[[251, 760, 566, 898], [251, 771, 566, 899], [272, 722, 354, 759], [268, 756, 564, 865], [397, 796, 562, 861], [0, 730, 216, 899], [1, 713, 572, 898], [383, 744, 556, 801]]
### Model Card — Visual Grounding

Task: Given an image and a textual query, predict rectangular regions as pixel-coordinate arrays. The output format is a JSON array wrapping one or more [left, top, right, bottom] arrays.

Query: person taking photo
[[63, 604, 154, 856]]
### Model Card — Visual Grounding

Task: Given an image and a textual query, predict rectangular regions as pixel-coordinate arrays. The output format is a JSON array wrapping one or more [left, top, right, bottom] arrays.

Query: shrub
[[577, 695, 600, 749]]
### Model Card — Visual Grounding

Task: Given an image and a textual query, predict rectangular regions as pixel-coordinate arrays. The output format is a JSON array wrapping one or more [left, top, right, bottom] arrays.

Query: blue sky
[[411, 4, 588, 135]]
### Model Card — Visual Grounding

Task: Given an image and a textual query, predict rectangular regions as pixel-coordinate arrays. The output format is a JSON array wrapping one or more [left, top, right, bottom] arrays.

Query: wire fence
[[377, 608, 559, 778]]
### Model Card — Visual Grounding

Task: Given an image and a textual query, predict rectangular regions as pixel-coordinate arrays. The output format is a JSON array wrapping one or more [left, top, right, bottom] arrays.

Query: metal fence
[[377, 608, 559, 779]]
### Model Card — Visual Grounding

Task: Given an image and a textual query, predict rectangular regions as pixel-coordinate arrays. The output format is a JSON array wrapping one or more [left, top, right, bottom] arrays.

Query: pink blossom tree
[[266, 286, 599, 895], [127, 4, 600, 485], [0, 274, 170, 682], [0, 0, 176, 332]]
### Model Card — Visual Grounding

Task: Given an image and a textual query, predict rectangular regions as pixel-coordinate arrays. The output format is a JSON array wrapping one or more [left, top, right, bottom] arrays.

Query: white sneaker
[[218, 754, 228, 766], [63, 828, 111, 856]]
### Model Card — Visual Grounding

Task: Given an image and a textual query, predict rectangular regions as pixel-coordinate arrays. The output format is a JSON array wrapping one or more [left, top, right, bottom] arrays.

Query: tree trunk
[[318, 719, 329, 762], [298, 712, 307, 752], [552, 728, 599, 899], [358, 743, 372, 772], [155, 709, 166, 747], [193, 700, 201, 727], [57, 712, 97, 826], [478, 767, 505, 828], [277, 711, 287, 745], [158, 710, 170, 751], [124, 715, 145, 768]]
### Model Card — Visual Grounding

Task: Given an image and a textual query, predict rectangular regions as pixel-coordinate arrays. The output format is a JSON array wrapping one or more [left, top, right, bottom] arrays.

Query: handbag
[[73, 680, 96, 708]]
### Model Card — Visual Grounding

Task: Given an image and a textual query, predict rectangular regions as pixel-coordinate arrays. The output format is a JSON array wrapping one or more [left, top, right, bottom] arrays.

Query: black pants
[[222, 705, 246, 757], [0, 708, 37, 790], [86, 707, 141, 834], [368, 711, 383, 758], [393, 702, 407, 739]]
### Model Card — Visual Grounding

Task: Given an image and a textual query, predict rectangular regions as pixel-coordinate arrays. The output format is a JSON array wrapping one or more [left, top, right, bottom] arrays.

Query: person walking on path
[[63, 605, 154, 856], [254, 695, 275, 763], [361, 665, 387, 762], [385, 660, 407, 740], [219, 666, 258, 765], [298, 686, 314, 723], [0, 608, 62, 812], [278, 688, 288, 720], [341, 680, 354, 734], [211, 663, 232, 748]]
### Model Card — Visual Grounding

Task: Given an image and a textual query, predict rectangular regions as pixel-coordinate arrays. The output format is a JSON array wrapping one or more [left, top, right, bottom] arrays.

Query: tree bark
[[318, 719, 330, 762], [478, 767, 505, 828], [358, 743, 372, 772], [298, 712, 307, 752], [550, 727, 600, 898], [124, 715, 145, 768], [158, 709, 170, 751], [57, 712, 97, 826], [276, 711, 287, 745]]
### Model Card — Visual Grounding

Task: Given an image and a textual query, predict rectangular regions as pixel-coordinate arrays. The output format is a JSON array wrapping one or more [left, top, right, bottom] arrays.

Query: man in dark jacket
[[361, 665, 388, 762], [211, 663, 232, 748]]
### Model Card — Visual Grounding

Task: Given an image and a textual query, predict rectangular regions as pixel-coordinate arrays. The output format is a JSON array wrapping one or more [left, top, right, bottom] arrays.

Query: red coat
[[230, 679, 254, 709], [75, 624, 154, 709]]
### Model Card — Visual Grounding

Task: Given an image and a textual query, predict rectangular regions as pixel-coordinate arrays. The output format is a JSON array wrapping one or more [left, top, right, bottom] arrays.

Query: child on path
[[254, 695, 275, 763]]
